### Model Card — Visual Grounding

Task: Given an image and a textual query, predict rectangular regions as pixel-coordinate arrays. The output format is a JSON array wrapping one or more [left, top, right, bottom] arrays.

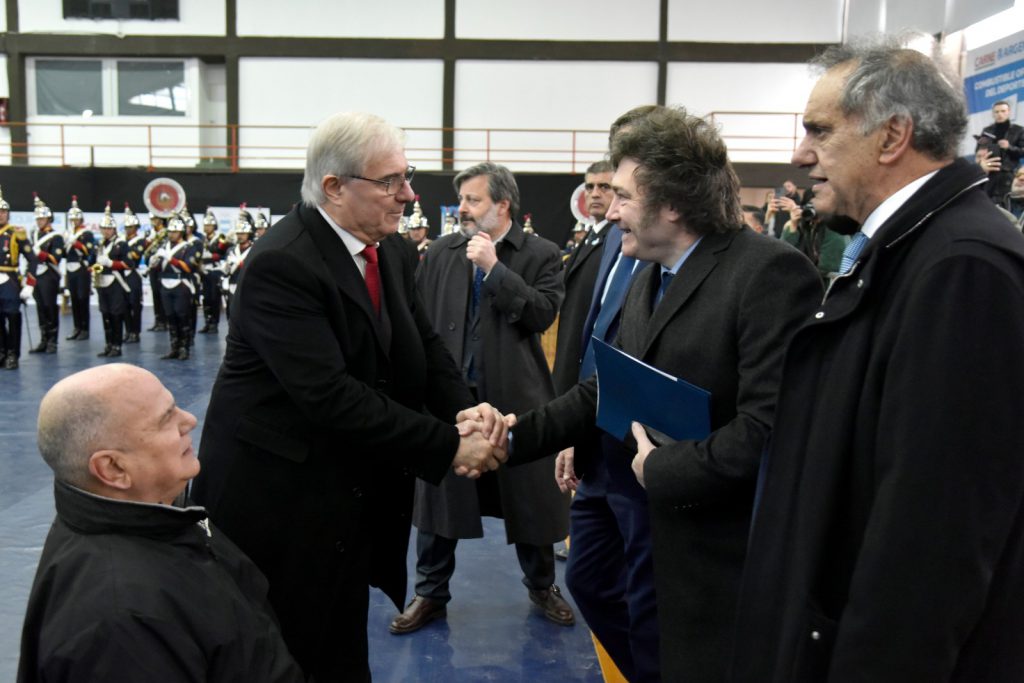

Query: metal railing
[[0, 113, 804, 172]]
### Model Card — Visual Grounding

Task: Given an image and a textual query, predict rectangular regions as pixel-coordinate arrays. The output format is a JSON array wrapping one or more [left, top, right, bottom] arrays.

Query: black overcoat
[[412, 222, 570, 545], [191, 204, 473, 678], [513, 226, 822, 681], [732, 159, 1024, 682]]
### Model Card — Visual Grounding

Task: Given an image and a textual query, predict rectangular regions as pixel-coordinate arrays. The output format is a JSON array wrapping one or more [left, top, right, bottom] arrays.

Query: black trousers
[[97, 283, 128, 345], [33, 269, 60, 335], [66, 267, 91, 332], [160, 281, 193, 343], [149, 266, 166, 323], [125, 271, 143, 335], [201, 270, 223, 323]]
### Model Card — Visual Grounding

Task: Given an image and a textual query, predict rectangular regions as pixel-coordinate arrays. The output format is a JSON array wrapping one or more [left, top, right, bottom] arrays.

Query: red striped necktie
[[362, 245, 381, 316]]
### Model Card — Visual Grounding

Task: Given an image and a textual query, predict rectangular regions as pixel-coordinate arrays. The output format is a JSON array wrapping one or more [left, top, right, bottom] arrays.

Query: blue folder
[[593, 338, 711, 444]]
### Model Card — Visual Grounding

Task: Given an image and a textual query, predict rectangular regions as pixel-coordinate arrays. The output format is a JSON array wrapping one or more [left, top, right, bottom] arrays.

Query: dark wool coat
[[413, 221, 570, 545], [192, 204, 473, 680], [18, 482, 304, 683], [551, 223, 611, 395], [732, 159, 1024, 682], [513, 226, 822, 681]]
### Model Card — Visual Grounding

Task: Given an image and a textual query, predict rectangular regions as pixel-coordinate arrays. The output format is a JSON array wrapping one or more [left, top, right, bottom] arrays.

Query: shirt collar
[[317, 205, 375, 256], [660, 236, 704, 278], [860, 170, 939, 239]]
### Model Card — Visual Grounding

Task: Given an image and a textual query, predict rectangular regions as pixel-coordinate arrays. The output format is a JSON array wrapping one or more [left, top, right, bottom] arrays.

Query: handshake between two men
[[450, 402, 518, 478]]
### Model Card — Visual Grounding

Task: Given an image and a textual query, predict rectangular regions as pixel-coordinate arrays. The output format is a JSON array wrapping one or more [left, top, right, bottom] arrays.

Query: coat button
[[447, 322, 456, 331], [335, 541, 345, 553], [814, 311, 825, 319], [857, 279, 864, 288], [810, 631, 821, 641]]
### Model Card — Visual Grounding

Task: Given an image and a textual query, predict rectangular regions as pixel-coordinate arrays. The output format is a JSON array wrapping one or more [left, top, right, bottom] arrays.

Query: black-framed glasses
[[344, 166, 415, 196]]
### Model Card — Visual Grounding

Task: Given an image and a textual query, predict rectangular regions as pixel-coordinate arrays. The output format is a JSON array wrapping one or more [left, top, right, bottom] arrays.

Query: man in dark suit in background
[[975, 100, 1024, 204], [551, 160, 616, 397], [502, 106, 822, 682], [192, 112, 505, 683], [393, 162, 572, 634]]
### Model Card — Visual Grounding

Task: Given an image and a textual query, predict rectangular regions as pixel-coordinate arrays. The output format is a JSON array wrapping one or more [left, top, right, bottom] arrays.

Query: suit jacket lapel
[[641, 231, 732, 357], [301, 205, 389, 350]]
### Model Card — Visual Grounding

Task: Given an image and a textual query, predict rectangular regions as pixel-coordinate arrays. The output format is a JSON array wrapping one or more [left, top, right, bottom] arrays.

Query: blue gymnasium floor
[[0, 307, 603, 682]]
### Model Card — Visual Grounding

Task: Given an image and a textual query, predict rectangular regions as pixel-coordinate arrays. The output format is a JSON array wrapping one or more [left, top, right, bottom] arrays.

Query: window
[[29, 57, 192, 118], [118, 61, 187, 117], [35, 60, 104, 116], [63, 0, 179, 20]]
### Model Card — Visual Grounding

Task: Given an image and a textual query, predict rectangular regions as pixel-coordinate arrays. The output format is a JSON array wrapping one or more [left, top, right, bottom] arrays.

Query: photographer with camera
[[762, 180, 804, 238], [780, 197, 846, 284]]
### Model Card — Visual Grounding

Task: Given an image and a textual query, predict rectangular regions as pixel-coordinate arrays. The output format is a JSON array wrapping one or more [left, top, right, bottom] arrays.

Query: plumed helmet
[[124, 202, 140, 228], [99, 201, 117, 229], [235, 204, 254, 234], [203, 207, 217, 227], [254, 210, 269, 230], [34, 192, 53, 219], [166, 212, 187, 233], [67, 195, 84, 222], [0, 185, 9, 211]]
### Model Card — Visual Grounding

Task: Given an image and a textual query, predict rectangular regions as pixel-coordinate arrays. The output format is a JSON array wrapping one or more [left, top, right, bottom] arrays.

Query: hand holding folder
[[592, 338, 711, 445]]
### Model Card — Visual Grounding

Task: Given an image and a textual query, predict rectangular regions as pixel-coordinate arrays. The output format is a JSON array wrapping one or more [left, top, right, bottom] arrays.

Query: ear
[[88, 450, 132, 491], [878, 115, 914, 165], [662, 203, 682, 225], [321, 175, 346, 204], [496, 198, 511, 219]]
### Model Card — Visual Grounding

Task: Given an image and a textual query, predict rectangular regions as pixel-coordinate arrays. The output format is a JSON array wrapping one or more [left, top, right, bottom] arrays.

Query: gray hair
[[586, 160, 614, 175], [813, 36, 967, 161], [37, 388, 109, 488], [301, 112, 407, 207], [453, 162, 521, 219]]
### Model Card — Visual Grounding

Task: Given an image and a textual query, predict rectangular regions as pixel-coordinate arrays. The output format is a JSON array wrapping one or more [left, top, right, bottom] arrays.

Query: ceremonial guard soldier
[[153, 214, 198, 360], [64, 196, 94, 341], [0, 187, 38, 369], [121, 204, 146, 344], [93, 202, 133, 358], [252, 208, 270, 240], [408, 216, 432, 260], [222, 207, 254, 319], [199, 208, 229, 334], [28, 194, 65, 354], [146, 213, 169, 332]]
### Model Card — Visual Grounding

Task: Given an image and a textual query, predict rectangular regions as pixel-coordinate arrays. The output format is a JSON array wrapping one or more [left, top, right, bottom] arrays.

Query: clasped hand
[[452, 402, 510, 478]]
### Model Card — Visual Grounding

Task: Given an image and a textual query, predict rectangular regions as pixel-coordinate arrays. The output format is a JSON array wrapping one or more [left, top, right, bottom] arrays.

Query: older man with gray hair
[[191, 111, 505, 682], [18, 364, 304, 683], [731, 38, 1024, 682]]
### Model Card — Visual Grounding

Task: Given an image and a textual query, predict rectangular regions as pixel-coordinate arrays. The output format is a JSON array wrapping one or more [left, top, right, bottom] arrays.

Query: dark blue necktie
[[579, 253, 637, 380], [470, 267, 486, 318], [654, 270, 674, 309]]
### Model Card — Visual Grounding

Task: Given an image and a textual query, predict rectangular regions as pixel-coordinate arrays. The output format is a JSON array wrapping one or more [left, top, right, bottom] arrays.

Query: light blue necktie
[[838, 232, 869, 275]]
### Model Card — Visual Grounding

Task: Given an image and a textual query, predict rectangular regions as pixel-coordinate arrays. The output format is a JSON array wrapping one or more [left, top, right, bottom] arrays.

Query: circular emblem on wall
[[570, 182, 592, 224], [143, 177, 186, 218]]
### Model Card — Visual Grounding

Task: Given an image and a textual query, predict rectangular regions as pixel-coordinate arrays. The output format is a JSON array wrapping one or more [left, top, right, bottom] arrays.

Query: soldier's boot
[[29, 330, 49, 354], [66, 328, 82, 341], [160, 332, 180, 360], [106, 345, 122, 357], [177, 328, 192, 360], [5, 314, 22, 369], [45, 324, 58, 354]]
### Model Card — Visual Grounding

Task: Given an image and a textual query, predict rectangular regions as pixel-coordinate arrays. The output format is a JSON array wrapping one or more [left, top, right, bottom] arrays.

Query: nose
[[607, 195, 621, 221], [182, 409, 198, 433], [458, 197, 470, 213], [791, 135, 814, 168], [395, 179, 415, 202]]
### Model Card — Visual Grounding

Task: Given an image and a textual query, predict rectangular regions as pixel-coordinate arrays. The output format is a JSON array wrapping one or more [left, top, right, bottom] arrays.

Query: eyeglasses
[[344, 166, 415, 196]]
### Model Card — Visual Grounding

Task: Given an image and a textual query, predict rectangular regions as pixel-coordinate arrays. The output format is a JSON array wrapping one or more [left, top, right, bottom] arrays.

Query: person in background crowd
[[121, 204, 146, 345], [0, 187, 37, 369], [975, 100, 1023, 204], [28, 194, 64, 355], [64, 196, 94, 341], [93, 202, 132, 359]]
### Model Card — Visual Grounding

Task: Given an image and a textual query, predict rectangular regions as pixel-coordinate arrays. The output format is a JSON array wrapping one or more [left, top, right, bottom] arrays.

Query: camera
[[800, 202, 817, 220]]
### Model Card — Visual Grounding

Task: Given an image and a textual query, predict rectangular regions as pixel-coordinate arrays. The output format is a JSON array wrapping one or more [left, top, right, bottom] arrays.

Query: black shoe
[[77, 331, 89, 341], [107, 345, 122, 357], [124, 332, 140, 344], [177, 346, 191, 360], [97, 345, 112, 357], [528, 585, 575, 626], [45, 339, 58, 354], [3, 352, 18, 370], [66, 329, 81, 341], [148, 322, 168, 332], [29, 341, 48, 354]]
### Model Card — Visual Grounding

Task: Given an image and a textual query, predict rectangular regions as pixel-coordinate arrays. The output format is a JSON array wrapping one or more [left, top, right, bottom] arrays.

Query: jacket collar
[[641, 228, 738, 355], [54, 479, 208, 540]]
